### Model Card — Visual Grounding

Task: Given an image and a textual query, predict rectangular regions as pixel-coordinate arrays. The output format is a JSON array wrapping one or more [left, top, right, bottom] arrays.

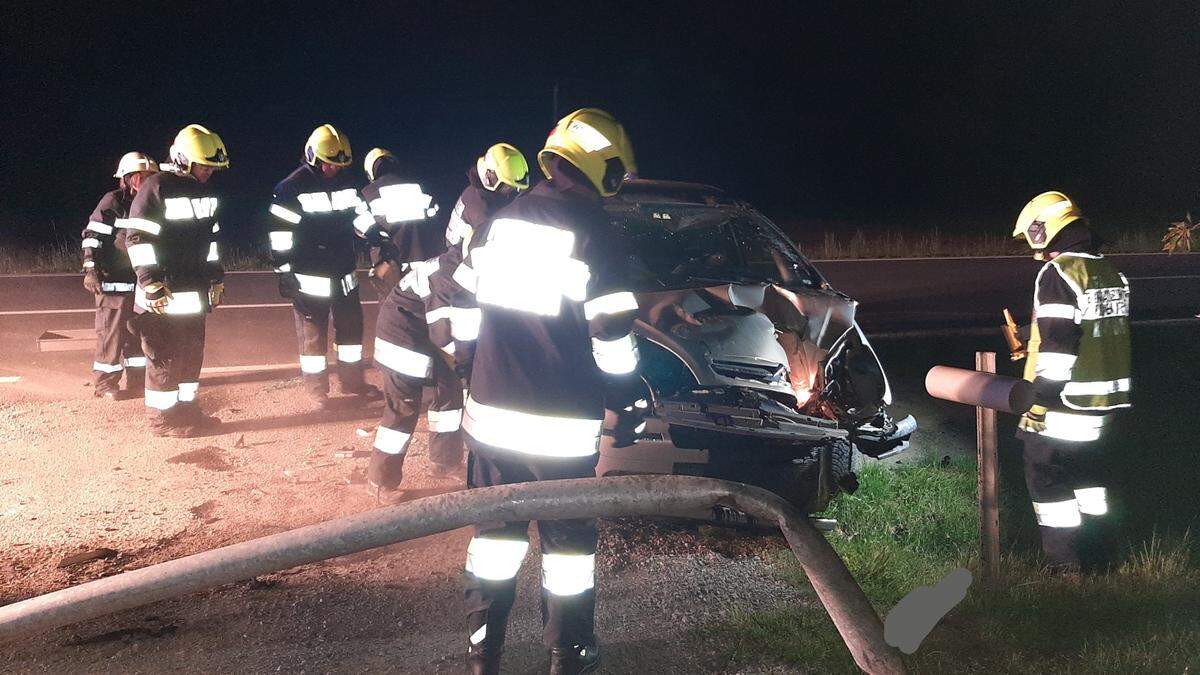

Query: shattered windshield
[[608, 204, 823, 292]]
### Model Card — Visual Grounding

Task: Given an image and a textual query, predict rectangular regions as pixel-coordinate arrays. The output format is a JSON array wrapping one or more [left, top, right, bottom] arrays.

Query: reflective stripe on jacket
[[1020, 252, 1131, 435]]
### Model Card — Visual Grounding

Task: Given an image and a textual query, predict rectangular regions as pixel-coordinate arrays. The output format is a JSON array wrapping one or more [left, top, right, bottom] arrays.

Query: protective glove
[[83, 269, 102, 294], [277, 272, 300, 299], [143, 282, 173, 314], [370, 259, 401, 292], [208, 282, 225, 308], [1020, 404, 1048, 433], [609, 407, 645, 448]]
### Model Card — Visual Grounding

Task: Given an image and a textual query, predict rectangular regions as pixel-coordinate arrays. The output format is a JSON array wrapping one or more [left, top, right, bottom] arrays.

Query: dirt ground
[[0, 370, 811, 674]]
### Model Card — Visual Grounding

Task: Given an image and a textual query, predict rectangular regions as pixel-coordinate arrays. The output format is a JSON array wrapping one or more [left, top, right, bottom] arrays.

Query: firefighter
[[120, 125, 227, 437], [461, 110, 640, 675], [269, 124, 380, 408], [84, 152, 157, 400], [364, 144, 529, 498], [1012, 191, 1131, 572], [358, 148, 443, 294]]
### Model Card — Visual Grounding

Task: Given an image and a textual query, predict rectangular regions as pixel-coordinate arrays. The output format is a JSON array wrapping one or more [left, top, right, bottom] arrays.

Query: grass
[[0, 241, 270, 275], [789, 225, 1169, 260], [712, 460, 1200, 673], [1, 221, 1179, 274]]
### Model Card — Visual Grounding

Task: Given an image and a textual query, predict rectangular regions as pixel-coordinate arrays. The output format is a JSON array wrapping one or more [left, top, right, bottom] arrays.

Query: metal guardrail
[[0, 475, 905, 674]]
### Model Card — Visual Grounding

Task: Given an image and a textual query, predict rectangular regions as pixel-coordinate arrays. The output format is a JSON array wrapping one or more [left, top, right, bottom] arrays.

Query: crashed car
[[598, 180, 916, 517]]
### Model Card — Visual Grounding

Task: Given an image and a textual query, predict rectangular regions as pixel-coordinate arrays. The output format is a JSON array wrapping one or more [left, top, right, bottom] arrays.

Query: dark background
[[3, 1, 1198, 248]]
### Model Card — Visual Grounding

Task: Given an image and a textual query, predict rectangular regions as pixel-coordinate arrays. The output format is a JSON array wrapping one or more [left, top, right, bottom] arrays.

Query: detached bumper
[[852, 414, 917, 459]]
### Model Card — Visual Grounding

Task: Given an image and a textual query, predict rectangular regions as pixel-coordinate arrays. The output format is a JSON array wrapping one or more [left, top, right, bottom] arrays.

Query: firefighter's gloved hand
[[83, 269, 102, 294], [143, 282, 173, 315], [610, 407, 644, 448], [208, 282, 225, 308], [1031, 376, 1066, 407], [277, 272, 299, 299], [1021, 404, 1048, 429], [371, 260, 401, 291]]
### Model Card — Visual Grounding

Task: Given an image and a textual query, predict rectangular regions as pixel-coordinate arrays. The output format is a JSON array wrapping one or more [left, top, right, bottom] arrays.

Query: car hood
[[633, 283, 891, 410]]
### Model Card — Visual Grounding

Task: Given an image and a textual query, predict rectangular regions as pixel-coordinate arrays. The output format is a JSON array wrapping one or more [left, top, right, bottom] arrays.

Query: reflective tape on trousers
[[427, 408, 463, 433], [1032, 499, 1081, 528], [1074, 487, 1108, 515], [465, 537, 529, 581], [373, 426, 412, 455], [541, 553, 596, 596], [462, 396, 601, 458], [373, 338, 432, 378]]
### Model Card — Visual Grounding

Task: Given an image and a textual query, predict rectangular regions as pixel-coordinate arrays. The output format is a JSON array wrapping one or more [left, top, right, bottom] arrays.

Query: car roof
[[606, 179, 742, 207]]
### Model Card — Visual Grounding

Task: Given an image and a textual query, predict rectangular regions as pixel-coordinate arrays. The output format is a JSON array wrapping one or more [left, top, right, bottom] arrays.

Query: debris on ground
[[57, 548, 119, 569], [355, 427, 374, 437], [166, 447, 233, 472], [283, 462, 336, 484], [332, 447, 371, 459]]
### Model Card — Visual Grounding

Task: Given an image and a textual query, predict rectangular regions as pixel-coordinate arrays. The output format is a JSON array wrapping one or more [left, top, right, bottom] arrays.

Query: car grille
[[710, 359, 788, 384]]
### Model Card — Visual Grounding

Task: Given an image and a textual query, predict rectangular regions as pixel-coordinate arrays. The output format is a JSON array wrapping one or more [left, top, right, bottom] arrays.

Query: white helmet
[[113, 152, 159, 178]]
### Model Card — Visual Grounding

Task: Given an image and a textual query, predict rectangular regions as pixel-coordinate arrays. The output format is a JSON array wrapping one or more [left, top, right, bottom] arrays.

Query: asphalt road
[[0, 254, 1196, 384]]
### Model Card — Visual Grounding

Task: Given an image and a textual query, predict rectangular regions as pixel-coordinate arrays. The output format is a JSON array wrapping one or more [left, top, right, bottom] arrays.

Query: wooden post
[[975, 351, 1001, 583]]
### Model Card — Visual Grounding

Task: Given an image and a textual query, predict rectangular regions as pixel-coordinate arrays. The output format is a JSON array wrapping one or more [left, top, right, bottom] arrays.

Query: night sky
[[3, 2, 1198, 245]]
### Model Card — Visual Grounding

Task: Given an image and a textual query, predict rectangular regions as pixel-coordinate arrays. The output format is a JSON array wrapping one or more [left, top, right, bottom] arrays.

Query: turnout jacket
[[269, 164, 364, 297], [82, 189, 136, 292], [121, 171, 224, 314], [425, 170, 516, 360], [460, 163, 641, 459], [358, 171, 444, 267], [1020, 250, 1131, 441]]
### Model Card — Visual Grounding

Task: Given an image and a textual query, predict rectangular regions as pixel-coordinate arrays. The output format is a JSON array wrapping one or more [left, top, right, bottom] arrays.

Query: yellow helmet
[[305, 123, 352, 167], [477, 143, 530, 191], [1013, 191, 1083, 256], [170, 124, 229, 170], [363, 147, 394, 181], [538, 108, 636, 197], [113, 151, 158, 178]]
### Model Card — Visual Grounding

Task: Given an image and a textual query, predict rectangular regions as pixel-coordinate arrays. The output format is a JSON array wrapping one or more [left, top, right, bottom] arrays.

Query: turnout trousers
[[92, 293, 145, 394], [367, 330, 464, 489], [139, 312, 206, 429], [1021, 432, 1110, 567], [292, 289, 366, 399], [462, 439, 598, 654]]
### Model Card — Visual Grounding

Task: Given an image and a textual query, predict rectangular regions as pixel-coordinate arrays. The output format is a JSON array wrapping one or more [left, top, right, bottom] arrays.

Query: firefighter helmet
[[305, 124, 353, 167], [1013, 191, 1083, 256], [477, 143, 530, 192], [170, 124, 230, 170], [113, 152, 159, 178], [363, 147, 394, 181], [538, 108, 636, 197]]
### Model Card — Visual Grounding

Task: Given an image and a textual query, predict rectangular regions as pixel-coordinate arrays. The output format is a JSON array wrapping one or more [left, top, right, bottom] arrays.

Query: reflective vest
[[1021, 252, 1131, 437]]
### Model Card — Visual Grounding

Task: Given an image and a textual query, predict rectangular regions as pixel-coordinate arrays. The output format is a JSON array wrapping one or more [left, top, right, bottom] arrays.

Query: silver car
[[598, 180, 915, 517]]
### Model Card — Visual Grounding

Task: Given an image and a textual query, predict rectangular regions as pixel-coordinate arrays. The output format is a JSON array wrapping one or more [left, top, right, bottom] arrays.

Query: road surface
[[0, 254, 1195, 384]]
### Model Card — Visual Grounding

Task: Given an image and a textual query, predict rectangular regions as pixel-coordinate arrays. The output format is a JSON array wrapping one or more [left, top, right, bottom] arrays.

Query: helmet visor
[[602, 158, 627, 194]]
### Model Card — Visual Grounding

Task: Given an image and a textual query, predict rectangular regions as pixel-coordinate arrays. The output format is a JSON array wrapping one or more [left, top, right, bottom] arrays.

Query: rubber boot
[[305, 371, 332, 409], [149, 407, 194, 438], [124, 367, 145, 398], [465, 619, 506, 675], [367, 450, 405, 495], [548, 642, 601, 675], [177, 402, 222, 430], [337, 362, 382, 401], [1039, 525, 1082, 573]]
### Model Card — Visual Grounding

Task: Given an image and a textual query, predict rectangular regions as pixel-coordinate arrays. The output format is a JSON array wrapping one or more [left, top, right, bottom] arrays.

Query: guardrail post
[[975, 351, 1000, 583]]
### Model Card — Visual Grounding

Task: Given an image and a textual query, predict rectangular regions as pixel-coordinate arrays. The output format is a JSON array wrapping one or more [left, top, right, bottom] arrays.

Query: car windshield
[[607, 203, 823, 292]]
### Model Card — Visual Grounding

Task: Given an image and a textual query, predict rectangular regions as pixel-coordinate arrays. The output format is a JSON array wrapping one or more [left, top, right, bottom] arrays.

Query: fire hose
[[0, 475, 905, 674]]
